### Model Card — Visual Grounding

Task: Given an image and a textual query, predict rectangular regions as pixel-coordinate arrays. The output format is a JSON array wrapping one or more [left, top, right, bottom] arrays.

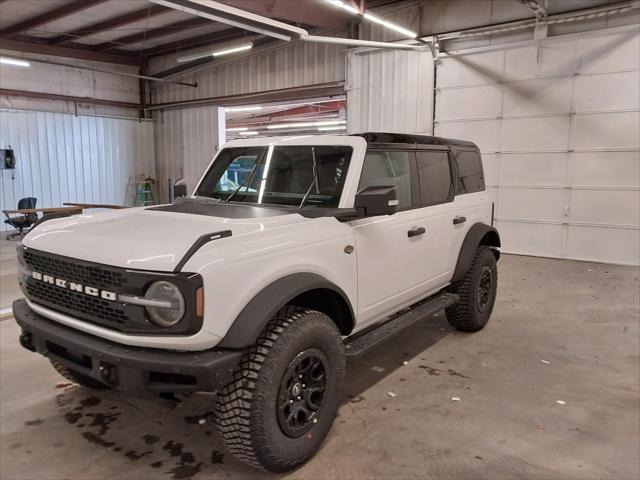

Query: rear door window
[[453, 150, 485, 194], [415, 150, 454, 206]]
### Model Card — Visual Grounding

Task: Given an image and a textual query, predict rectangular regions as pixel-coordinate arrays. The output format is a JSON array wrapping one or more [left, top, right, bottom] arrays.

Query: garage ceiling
[[0, 0, 350, 68], [0, 0, 624, 69]]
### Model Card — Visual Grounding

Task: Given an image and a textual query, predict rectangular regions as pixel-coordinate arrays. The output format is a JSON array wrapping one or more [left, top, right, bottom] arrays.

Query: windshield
[[195, 145, 353, 207]]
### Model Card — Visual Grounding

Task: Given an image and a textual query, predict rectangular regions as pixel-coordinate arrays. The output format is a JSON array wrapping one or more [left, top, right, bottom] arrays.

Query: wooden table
[[63, 202, 129, 210], [3, 206, 83, 215]]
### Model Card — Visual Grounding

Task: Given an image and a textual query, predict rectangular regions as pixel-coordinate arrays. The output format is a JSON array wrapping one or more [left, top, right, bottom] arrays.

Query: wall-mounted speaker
[[0, 149, 16, 169]]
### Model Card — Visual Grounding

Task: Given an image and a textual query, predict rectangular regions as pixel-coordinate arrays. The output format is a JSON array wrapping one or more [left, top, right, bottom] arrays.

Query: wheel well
[[480, 230, 501, 259], [289, 288, 354, 335]]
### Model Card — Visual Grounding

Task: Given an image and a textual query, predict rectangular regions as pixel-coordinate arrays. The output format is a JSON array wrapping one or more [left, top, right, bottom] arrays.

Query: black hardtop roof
[[353, 132, 477, 148]]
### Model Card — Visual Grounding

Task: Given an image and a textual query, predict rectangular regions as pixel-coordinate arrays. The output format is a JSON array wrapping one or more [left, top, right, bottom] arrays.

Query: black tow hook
[[98, 362, 118, 386], [19, 332, 35, 352]]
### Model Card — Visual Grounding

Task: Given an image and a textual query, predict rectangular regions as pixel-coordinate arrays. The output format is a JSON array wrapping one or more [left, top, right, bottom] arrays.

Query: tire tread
[[446, 246, 497, 332], [215, 306, 310, 470]]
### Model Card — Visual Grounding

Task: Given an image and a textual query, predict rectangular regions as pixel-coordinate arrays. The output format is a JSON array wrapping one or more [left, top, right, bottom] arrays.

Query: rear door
[[413, 149, 459, 286], [448, 147, 492, 266]]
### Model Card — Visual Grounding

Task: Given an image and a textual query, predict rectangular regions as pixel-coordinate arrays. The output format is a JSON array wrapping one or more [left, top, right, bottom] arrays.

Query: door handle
[[453, 216, 467, 225], [408, 226, 426, 238]]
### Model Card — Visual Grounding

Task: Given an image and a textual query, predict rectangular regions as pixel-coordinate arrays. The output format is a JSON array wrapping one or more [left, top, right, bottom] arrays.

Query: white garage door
[[435, 26, 640, 266]]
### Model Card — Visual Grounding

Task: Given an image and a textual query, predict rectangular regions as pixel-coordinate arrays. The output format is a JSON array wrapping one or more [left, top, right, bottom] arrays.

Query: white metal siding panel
[[0, 50, 139, 104], [0, 109, 154, 230], [153, 106, 224, 201], [346, 49, 434, 135], [435, 27, 640, 265], [151, 41, 346, 104]]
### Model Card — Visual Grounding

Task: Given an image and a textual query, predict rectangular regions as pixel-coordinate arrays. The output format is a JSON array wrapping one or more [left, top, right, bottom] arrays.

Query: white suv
[[14, 132, 500, 472]]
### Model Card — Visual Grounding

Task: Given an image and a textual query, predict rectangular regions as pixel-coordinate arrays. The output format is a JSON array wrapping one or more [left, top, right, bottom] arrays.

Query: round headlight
[[145, 281, 185, 327]]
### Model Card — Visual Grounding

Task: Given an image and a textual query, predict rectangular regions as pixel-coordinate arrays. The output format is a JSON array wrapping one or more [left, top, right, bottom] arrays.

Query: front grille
[[22, 249, 127, 290], [18, 246, 203, 335], [19, 248, 138, 331], [25, 281, 128, 325]]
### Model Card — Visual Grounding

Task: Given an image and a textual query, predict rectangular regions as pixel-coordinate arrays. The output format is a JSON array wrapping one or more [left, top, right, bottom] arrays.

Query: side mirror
[[173, 178, 188, 200], [354, 185, 398, 217]]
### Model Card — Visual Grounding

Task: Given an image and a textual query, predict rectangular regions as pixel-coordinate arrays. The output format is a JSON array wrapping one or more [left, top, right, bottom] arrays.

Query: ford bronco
[[13, 132, 500, 472]]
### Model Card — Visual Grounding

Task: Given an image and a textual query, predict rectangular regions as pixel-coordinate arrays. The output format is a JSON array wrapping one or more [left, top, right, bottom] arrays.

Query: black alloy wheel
[[476, 265, 493, 312], [277, 348, 328, 437]]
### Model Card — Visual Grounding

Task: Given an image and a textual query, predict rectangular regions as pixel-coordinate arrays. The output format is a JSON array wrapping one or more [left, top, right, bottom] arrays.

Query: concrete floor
[[0, 236, 638, 479]]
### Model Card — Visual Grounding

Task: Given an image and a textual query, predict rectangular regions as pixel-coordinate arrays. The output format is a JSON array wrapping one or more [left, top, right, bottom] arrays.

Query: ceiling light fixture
[[177, 42, 253, 63], [226, 127, 249, 131], [225, 106, 262, 113], [0, 57, 30, 67], [239, 131, 259, 135], [325, 0, 359, 15], [323, 0, 417, 38], [213, 43, 253, 57], [267, 120, 346, 130], [363, 12, 417, 38]]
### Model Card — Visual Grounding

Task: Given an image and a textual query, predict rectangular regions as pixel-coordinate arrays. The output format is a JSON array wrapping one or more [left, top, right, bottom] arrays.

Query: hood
[[22, 200, 308, 271]]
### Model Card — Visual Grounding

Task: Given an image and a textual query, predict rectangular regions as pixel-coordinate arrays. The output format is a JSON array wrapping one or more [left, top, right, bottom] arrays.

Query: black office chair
[[4, 197, 38, 240]]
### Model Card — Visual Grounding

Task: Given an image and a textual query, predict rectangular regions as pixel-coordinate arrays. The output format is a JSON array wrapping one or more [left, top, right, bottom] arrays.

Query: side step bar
[[344, 292, 459, 358]]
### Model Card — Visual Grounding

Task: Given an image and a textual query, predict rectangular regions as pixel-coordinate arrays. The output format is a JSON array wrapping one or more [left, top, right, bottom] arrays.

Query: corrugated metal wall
[[150, 39, 347, 200], [154, 106, 224, 201], [0, 49, 140, 118], [346, 48, 434, 134], [0, 109, 155, 230], [151, 40, 347, 104]]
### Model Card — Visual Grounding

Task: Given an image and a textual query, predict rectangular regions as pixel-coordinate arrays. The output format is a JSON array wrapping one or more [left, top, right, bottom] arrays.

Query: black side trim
[[217, 273, 355, 349], [452, 223, 501, 282], [345, 292, 459, 358], [174, 230, 232, 273], [296, 207, 361, 221]]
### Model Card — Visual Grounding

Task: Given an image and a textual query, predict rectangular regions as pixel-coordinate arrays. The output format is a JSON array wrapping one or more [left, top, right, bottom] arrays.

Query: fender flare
[[217, 272, 355, 349], [451, 223, 501, 283]]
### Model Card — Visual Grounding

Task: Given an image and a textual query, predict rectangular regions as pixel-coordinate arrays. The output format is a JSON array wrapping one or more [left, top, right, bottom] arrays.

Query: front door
[[352, 148, 458, 327]]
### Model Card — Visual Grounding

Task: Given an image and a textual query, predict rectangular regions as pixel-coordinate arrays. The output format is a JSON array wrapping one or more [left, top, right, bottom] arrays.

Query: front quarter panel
[[182, 216, 357, 344]]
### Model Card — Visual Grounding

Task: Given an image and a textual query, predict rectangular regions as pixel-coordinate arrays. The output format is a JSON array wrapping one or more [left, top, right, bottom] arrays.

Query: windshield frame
[[192, 136, 368, 209], [193, 144, 354, 209]]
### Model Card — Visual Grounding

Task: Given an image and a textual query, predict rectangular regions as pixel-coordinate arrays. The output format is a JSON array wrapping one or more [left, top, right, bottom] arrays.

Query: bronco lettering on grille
[[31, 271, 117, 301]]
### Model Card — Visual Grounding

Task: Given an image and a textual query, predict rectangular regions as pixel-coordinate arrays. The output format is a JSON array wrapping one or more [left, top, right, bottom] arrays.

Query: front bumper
[[13, 299, 242, 393]]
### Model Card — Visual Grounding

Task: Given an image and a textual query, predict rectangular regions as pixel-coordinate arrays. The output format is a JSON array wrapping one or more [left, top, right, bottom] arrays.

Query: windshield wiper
[[225, 162, 260, 203], [299, 147, 319, 209]]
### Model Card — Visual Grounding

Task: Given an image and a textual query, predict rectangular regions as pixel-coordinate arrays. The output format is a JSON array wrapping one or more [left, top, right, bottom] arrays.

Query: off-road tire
[[446, 246, 498, 332], [50, 360, 111, 389], [215, 307, 345, 473]]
